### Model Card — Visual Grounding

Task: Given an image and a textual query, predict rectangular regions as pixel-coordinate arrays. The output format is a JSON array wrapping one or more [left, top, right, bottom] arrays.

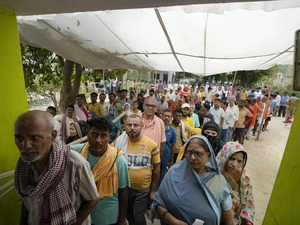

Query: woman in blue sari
[[153, 135, 234, 225], [107, 105, 121, 144]]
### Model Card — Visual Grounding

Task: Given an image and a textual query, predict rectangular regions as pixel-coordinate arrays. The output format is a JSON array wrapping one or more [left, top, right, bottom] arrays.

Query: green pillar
[[263, 105, 300, 224], [0, 7, 28, 225]]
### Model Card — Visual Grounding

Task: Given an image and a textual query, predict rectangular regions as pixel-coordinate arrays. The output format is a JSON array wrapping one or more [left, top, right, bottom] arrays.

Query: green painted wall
[[263, 105, 300, 224], [0, 7, 28, 225]]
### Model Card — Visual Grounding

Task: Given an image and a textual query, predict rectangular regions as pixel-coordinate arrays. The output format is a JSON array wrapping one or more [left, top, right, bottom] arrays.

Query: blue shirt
[[190, 113, 200, 128], [161, 125, 176, 169], [269, 99, 277, 114], [280, 95, 289, 106]]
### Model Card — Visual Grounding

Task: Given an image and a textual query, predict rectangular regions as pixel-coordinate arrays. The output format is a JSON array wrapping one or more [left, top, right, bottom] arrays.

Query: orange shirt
[[249, 103, 260, 127], [257, 101, 263, 117]]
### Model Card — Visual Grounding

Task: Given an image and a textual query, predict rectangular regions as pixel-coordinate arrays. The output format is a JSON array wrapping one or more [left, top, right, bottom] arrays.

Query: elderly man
[[227, 96, 239, 141], [14, 110, 98, 225], [141, 96, 166, 157], [72, 116, 130, 225], [115, 114, 160, 225]]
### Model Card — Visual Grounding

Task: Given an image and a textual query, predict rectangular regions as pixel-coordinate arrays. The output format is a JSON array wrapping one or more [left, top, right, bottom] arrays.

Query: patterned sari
[[216, 142, 255, 225]]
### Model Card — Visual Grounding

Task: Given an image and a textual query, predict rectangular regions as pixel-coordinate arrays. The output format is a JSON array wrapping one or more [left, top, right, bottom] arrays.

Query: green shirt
[[72, 144, 130, 225]]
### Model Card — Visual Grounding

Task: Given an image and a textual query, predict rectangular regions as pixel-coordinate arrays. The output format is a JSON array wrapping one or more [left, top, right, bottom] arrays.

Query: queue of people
[[13, 81, 298, 225]]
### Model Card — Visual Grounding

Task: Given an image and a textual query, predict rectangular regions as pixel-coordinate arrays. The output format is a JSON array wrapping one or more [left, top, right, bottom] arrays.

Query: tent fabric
[[17, 1, 300, 75]]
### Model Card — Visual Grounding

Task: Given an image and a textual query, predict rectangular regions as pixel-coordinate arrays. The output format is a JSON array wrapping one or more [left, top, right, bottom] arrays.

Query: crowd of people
[[13, 80, 299, 225]]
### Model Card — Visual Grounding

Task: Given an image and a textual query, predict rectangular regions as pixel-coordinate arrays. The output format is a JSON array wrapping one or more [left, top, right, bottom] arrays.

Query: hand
[[167, 161, 173, 168], [150, 190, 157, 202], [174, 219, 188, 225], [145, 208, 151, 220], [117, 217, 127, 225]]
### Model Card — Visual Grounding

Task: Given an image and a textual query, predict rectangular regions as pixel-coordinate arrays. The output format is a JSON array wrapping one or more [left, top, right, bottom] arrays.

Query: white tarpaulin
[[17, 0, 300, 75]]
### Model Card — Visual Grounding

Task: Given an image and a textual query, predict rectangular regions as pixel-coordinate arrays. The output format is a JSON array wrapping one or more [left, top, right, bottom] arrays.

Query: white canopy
[[17, 0, 300, 75]]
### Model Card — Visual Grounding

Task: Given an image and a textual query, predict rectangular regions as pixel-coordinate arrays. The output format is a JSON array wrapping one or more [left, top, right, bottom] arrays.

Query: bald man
[[14, 110, 98, 225]]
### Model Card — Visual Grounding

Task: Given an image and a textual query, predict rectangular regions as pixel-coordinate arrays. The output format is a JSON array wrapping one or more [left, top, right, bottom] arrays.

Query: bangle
[[161, 210, 169, 220]]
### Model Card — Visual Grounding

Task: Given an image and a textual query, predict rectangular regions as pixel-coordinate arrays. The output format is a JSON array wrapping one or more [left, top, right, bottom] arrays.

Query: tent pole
[[268, 65, 278, 99], [232, 71, 237, 88]]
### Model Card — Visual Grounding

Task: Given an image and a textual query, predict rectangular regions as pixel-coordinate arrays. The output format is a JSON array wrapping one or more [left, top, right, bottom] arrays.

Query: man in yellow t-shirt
[[86, 92, 105, 116], [241, 88, 249, 100], [119, 114, 160, 225]]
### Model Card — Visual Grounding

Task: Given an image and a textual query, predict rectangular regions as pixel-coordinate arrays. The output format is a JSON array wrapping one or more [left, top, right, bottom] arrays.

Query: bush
[[272, 83, 300, 97]]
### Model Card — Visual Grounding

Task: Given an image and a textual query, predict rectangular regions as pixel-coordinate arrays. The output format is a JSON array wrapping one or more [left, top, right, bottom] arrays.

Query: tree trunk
[[49, 91, 59, 110], [73, 63, 82, 94], [59, 60, 82, 113]]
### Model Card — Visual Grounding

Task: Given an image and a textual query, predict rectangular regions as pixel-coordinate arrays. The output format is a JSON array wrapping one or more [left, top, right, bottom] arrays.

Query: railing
[[0, 170, 15, 199]]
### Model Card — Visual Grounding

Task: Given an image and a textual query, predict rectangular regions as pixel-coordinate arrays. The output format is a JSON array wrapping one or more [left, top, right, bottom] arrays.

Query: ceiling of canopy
[[2, 0, 300, 75]]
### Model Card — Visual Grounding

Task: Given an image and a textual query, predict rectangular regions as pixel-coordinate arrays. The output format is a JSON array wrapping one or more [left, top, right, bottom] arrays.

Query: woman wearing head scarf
[[66, 120, 88, 144], [202, 121, 222, 155], [87, 111, 96, 121], [123, 103, 133, 116], [154, 135, 234, 225], [216, 142, 255, 225], [107, 105, 122, 144]]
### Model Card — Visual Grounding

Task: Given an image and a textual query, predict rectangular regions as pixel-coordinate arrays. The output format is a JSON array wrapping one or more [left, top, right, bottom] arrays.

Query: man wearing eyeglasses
[[140, 97, 166, 159]]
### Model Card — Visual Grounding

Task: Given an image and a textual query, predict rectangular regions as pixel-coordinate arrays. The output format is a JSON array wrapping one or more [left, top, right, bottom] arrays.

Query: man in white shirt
[[220, 100, 238, 145], [167, 88, 176, 102], [209, 98, 225, 129], [226, 96, 239, 141], [275, 92, 281, 116]]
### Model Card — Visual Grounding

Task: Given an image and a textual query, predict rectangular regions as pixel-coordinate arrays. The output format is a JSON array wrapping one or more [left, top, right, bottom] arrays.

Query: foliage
[[83, 69, 127, 83], [21, 45, 62, 93], [21, 45, 63, 108], [22, 44, 128, 111], [272, 83, 300, 97], [126, 70, 149, 81], [195, 68, 275, 88], [175, 72, 202, 84], [106, 69, 128, 80]]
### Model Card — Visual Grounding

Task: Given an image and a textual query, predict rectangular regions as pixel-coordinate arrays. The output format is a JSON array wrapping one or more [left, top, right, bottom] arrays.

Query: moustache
[[128, 130, 136, 133], [20, 149, 38, 155], [90, 144, 103, 152]]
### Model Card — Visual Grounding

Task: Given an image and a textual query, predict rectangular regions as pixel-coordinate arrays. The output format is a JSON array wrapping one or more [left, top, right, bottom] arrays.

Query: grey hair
[[15, 110, 55, 132], [144, 96, 158, 106]]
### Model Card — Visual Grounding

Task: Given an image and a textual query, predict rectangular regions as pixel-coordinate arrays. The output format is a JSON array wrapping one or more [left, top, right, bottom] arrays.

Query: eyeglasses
[[185, 150, 205, 158], [145, 104, 157, 109]]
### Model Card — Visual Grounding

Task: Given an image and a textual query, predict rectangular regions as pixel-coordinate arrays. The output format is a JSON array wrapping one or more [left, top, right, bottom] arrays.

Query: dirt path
[[243, 115, 290, 224]]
